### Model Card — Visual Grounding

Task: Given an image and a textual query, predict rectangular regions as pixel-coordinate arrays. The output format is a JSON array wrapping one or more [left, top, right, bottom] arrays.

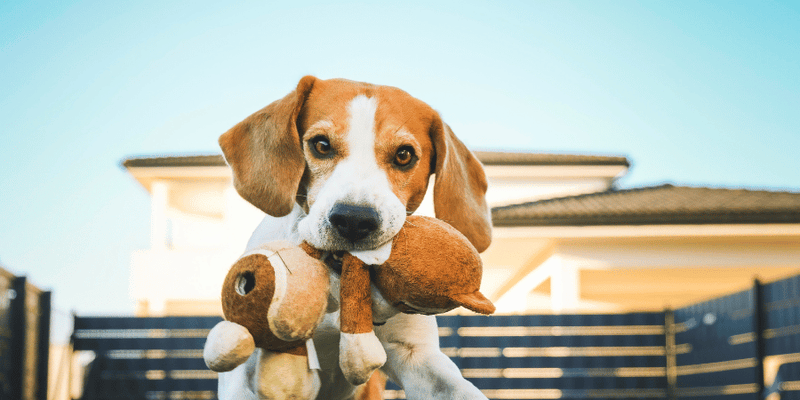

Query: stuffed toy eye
[[235, 271, 256, 296]]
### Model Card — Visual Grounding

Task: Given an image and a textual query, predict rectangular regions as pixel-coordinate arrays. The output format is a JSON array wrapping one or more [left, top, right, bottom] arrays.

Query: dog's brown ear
[[219, 76, 316, 217], [430, 116, 492, 252]]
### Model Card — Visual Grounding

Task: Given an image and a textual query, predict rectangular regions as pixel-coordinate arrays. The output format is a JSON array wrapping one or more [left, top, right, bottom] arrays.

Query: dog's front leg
[[375, 314, 487, 400]]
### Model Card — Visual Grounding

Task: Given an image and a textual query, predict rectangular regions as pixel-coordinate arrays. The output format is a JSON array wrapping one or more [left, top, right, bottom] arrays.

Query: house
[[487, 184, 800, 313], [122, 152, 800, 316]]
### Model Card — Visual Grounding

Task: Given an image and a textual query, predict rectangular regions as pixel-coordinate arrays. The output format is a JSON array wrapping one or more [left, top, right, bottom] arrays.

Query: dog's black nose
[[329, 204, 380, 243]]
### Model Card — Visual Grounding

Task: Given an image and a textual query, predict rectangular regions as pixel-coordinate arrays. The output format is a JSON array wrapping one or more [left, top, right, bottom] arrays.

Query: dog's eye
[[394, 146, 416, 167], [310, 136, 333, 157]]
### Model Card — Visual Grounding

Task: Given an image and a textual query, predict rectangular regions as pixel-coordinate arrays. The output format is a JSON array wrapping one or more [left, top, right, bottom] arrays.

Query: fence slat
[[74, 316, 222, 330], [73, 337, 210, 352]]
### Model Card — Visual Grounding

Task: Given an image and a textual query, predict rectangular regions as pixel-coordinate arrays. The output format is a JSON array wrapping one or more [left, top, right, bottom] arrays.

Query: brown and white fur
[[213, 76, 492, 400]]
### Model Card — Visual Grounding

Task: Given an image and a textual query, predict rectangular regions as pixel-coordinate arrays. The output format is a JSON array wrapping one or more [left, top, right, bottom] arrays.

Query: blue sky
[[1, 1, 799, 325]]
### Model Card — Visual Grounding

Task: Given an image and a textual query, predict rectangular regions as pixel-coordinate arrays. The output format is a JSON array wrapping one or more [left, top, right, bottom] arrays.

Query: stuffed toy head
[[332, 215, 495, 385], [338, 215, 494, 327], [221, 240, 330, 351], [373, 215, 495, 315]]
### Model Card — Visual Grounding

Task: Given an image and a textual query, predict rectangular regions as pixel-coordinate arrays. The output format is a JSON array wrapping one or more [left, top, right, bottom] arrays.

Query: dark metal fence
[[423, 312, 668, 400], [673, 285, 760, 399], [74, 273, 800, 400], [0, 268, 51, 400], [72, 316, 222, 400], [672, 274, 800, 400]]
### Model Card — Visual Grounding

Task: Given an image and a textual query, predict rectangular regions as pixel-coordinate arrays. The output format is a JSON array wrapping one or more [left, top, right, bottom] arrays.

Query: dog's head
[[220, 76, 492, 253]]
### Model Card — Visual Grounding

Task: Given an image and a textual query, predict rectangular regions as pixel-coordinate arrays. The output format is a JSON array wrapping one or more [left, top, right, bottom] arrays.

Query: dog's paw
[[204, 321, 256, 372], [339, 331, 387, 385]]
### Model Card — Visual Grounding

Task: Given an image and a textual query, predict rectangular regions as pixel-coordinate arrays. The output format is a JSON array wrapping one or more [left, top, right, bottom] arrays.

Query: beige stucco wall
[[484, 224, 800, 314]]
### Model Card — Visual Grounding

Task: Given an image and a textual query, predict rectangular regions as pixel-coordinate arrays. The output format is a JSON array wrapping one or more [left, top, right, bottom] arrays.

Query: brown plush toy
[[216, 240, 330, 363], [207, 217, 494, 388], [331, 215, 496, 385]]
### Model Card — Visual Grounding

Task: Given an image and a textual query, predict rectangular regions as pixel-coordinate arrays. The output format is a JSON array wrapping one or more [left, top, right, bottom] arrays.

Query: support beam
[[551, 260, 580, 312], [150, 181, 169, 249], [494, 256, 555, 313]]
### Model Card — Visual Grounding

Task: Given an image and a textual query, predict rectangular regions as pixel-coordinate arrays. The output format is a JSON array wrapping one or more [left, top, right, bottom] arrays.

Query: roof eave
[[492, 213, 800, 227]]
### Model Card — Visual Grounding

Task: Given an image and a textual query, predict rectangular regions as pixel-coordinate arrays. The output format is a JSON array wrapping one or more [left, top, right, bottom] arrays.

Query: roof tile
[[492, 184, 800, 226]]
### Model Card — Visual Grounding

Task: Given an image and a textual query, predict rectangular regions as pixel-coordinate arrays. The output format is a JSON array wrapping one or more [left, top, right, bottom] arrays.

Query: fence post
[[36, 291, 51, 400], [664, 308, 676, 400], [8, 276, 27, 400], [753, 279, 765, 400]]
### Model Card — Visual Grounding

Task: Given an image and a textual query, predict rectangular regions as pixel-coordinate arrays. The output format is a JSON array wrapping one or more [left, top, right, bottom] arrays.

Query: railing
[[422, 312, 668, 400], [74, 273, 800, 400]]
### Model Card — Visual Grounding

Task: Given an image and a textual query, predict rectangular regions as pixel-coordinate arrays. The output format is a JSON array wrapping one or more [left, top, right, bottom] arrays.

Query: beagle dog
[[214, 76, 492, 400]]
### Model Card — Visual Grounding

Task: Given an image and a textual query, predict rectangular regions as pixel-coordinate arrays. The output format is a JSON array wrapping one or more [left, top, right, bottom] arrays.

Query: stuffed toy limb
[[204, 241, 330, 399], [337, 254, 387, 386]]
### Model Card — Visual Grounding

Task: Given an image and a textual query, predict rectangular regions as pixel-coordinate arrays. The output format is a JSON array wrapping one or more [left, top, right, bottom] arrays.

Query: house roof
[[473, 151, 630, 167], [121, 151, 630, 168], [492, 184, 800, 226], [122, 154, 227, 168]]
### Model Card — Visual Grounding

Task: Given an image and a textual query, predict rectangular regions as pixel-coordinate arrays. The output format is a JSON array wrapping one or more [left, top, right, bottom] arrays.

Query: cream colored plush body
[[206, 76, 493, 400]]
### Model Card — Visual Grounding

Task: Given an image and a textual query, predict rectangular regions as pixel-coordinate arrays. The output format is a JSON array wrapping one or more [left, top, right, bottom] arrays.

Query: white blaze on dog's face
[[296, 82, 435, 251]]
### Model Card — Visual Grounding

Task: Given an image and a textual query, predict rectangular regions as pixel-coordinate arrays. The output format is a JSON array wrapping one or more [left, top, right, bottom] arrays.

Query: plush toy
[[325, 215, 496, 385], [204, 240, 330, 399], [205, 216, 495, 390]]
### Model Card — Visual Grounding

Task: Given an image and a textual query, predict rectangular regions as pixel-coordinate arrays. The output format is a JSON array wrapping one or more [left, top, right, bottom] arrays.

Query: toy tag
[[306, 339, 320, 370]]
